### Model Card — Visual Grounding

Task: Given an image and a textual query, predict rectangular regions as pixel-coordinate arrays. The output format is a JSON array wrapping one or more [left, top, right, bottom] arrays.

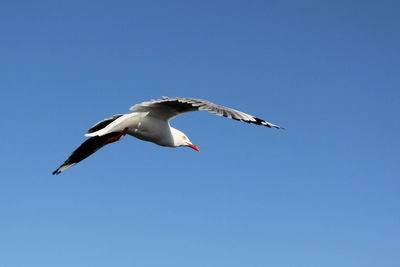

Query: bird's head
[[171, 128, 200, 152]]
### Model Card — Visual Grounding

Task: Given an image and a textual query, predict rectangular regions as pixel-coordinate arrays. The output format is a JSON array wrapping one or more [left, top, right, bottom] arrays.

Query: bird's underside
[[53, 96, 283, 175]]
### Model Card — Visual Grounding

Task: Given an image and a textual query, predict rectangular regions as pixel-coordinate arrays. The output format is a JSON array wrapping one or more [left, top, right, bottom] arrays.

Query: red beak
[[188, 144, 200, 152]]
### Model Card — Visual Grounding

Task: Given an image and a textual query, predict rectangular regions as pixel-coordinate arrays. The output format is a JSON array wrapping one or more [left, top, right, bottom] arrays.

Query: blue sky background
[[1, 0, 399, 266]]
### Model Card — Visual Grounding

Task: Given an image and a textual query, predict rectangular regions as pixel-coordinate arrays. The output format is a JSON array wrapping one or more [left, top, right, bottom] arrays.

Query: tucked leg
[[105, 127, 129, 144]]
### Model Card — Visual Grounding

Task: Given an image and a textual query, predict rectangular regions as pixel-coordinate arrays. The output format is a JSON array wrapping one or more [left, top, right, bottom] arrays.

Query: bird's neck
[[170, 127, 185, 147]]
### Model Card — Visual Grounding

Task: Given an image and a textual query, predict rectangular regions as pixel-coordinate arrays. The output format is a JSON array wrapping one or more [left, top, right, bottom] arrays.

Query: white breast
[[127, 115, 173, 147]]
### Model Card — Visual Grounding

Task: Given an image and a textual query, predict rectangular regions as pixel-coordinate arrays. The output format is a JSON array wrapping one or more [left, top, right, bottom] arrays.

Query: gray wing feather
[[129, 97, 282, 129]]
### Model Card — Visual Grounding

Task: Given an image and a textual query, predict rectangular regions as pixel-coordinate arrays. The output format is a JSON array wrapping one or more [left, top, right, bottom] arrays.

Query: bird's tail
[[52, 131, 127, 175]]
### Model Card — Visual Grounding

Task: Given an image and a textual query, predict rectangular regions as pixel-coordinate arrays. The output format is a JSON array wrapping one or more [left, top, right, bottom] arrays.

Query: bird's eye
[[182, 136, 187, 140]]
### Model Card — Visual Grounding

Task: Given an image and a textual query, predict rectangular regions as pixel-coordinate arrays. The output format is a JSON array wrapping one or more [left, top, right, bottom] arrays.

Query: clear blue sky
[[1, 0, 399, 266]]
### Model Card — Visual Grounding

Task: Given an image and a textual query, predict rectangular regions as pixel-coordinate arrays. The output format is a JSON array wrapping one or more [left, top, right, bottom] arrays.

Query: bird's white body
[[126, 115, 174, 147], [53, 96, 282, 174], [85, 112, 182, 147]]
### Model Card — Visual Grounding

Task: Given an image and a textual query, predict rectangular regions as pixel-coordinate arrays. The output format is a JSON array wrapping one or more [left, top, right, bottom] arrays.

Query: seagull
[[53, 97, 283, 174]]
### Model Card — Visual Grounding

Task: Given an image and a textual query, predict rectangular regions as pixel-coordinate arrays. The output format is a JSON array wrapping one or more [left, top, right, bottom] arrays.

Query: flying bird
[[53, 97, 283, 174]]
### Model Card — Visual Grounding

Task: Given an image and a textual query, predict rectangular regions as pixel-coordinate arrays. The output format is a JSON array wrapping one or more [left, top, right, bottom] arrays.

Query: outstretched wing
[[130, 97, 282, 129], [87, 114, 124, 134], [52, 131, 126, 175]]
